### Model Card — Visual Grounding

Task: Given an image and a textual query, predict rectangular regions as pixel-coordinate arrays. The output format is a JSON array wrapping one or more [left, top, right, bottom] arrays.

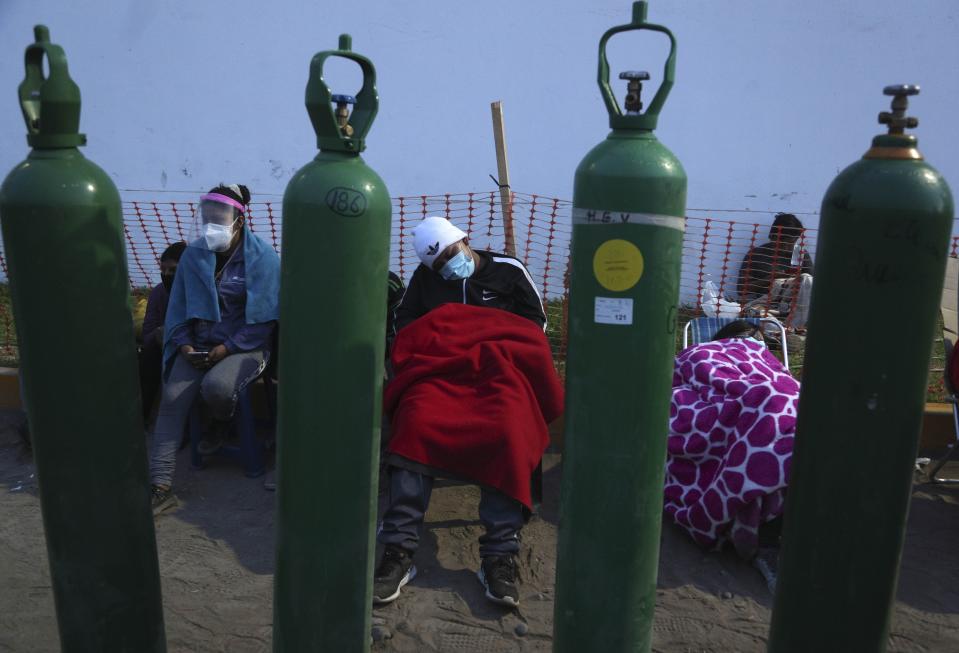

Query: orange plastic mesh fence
[[0, 193, 955, 381]]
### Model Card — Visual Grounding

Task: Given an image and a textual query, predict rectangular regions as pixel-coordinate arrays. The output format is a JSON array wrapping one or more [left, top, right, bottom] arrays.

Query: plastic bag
[[700, 279, 741, 318], [790, 240, 803, 267]]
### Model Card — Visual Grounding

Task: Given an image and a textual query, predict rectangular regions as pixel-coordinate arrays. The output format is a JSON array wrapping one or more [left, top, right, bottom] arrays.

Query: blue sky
[[1, 0, 957, 224]]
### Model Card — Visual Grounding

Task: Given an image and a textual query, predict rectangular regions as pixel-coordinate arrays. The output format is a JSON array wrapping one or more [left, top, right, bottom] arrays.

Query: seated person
[[375, 216, 563, 608], [139, 241, 187, 423], [664, 320, 799, 591], [737, 213, 813, 330], [148, 184, 279, 515]]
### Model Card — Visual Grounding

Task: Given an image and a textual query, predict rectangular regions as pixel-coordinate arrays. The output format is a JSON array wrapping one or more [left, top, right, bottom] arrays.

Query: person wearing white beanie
[[412, 215, 470, 273], [374, 215, 548, 608], [393, 216, 545, 333]]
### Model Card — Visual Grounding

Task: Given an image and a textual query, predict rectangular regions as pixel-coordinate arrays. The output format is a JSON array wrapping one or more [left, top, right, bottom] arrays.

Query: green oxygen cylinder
[[0, 26, 166, 652], [768, 86, 954, 652], [273, 34, 391, 653], [554, 3, 687, 651]]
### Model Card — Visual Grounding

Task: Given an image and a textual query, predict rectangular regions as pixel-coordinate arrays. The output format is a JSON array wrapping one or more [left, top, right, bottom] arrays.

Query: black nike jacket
[[393, 250, 547, 335]]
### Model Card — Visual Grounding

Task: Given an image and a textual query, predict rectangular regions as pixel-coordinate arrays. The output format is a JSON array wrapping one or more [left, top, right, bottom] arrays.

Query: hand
[[181, 344, 208, 370], [207, 344, 229, 365]]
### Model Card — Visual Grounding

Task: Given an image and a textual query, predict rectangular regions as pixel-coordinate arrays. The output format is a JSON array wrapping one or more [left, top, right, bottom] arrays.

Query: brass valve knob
[[878, 84, 920, 135], [619, 70, 650, 114]]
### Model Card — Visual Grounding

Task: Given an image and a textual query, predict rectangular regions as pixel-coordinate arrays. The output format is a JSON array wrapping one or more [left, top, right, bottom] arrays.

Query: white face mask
[[203, 221, 236, 252]]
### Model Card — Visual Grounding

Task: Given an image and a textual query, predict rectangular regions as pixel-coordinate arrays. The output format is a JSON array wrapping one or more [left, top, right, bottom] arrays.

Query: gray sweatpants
[[148, 350, 266, 487]]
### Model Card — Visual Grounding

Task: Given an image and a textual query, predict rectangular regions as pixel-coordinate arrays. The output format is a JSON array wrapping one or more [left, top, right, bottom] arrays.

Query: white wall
[[1, 0, 957, 227]]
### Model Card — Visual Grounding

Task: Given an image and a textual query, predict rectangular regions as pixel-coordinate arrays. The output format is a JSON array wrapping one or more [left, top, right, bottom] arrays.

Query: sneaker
[[197, 420, 229, 455], [151, 485, 178, 516], [263, 470, 276, 491], [478, 555, 520, 607], [372, 545, 416, 605]]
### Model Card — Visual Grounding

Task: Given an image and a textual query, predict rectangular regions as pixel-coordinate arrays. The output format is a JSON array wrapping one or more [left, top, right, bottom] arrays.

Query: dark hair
[[207, 184, 251, 210], [160, 241, 187, 262], [711, 319, 762, 341], [769, 213, 803, 241]]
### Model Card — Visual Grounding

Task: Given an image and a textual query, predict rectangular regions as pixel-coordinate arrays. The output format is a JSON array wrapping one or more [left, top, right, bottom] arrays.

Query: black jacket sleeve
[[392, 266, 428, 335], [509, 267, 547, 330]]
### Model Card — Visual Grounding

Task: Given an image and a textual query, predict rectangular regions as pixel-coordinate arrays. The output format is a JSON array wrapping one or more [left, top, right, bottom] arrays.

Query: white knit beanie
[[413, 216, 468, 268]]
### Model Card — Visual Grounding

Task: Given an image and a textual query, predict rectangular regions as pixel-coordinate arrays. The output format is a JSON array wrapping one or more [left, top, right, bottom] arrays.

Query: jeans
[[148, 350, 266, 487], [378, 467, 525, 557]]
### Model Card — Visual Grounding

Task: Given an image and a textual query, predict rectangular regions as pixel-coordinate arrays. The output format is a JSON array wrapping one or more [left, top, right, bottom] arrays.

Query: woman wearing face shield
[[148, 184, 280, 515]]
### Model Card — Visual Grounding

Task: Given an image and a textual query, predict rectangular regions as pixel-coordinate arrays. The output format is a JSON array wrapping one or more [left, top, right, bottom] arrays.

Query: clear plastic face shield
[[191, 193, 244, 252]]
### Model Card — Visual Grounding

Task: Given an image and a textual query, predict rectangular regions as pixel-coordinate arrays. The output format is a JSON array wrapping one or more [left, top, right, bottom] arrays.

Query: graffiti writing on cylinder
[[325, 187, 367, 217], [883, 218, 921, 245], [586, 210, 631, 224], [883, 218, 945, 260], [847, 246, 901, 285]]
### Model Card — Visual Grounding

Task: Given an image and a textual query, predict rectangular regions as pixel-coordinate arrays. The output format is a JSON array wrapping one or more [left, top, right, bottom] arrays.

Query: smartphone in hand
[[187, 351, 210, 361]]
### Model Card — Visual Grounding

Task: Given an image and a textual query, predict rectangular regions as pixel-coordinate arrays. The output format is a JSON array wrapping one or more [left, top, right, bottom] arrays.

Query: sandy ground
[[1, 412, 958, 652]]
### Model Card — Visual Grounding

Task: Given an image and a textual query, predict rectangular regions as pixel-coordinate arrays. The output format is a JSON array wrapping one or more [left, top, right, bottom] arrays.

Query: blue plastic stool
[[189, 378, 274, 478]]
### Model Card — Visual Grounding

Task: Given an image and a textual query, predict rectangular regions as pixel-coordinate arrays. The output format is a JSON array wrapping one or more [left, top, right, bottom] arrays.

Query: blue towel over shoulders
[[161, 226, 280, 379]]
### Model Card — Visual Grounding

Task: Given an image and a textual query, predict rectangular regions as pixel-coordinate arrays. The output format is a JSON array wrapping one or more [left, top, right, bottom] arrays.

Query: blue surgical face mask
[[439, 251, 475, 281]]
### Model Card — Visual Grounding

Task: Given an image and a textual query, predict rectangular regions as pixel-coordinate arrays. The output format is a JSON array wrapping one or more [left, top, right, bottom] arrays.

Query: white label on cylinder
[[594, 297, 633, 325]]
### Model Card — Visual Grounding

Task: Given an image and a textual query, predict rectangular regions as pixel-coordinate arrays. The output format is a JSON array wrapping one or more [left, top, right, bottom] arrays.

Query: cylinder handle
[[305, 34, 378, 153], [597, 1, 676, 131], [18, 25, 86, 149]]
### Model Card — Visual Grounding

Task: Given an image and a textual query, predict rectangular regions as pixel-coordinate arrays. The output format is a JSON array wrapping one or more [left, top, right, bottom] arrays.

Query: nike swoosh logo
[[482, 291, 498, 301]]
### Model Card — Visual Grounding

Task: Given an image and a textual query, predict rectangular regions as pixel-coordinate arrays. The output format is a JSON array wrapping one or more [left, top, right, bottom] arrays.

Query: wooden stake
[[490, 100, 516, 257]]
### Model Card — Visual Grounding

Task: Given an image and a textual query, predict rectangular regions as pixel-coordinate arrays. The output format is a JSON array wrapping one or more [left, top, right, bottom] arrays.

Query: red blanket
[[384, 303, 564, 508]]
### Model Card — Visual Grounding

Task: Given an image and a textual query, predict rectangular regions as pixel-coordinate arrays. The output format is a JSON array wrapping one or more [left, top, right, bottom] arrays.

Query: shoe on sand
[[373, 545, 416, 605], [478, 555, 520, 607], [151, 485, 178, 516], [753, 546, 779, 594], [263, 470, 276, 491]]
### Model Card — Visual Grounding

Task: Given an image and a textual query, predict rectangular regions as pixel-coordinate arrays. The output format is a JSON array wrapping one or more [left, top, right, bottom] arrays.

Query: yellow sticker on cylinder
[[593, 239, 644, 291]]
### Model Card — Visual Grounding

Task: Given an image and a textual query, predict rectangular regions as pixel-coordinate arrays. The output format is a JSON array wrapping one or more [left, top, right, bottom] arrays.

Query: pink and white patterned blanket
[[664, 337, 799, 559]]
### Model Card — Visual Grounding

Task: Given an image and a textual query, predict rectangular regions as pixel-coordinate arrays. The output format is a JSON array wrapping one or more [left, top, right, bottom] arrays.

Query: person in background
[[374, 216, 559, 608], [391, 219, 546, 333], [148, 184, 279, 515], [665, 319, 799, 593], [139, 241, 187, 423], [737, 213, 814, 330]]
